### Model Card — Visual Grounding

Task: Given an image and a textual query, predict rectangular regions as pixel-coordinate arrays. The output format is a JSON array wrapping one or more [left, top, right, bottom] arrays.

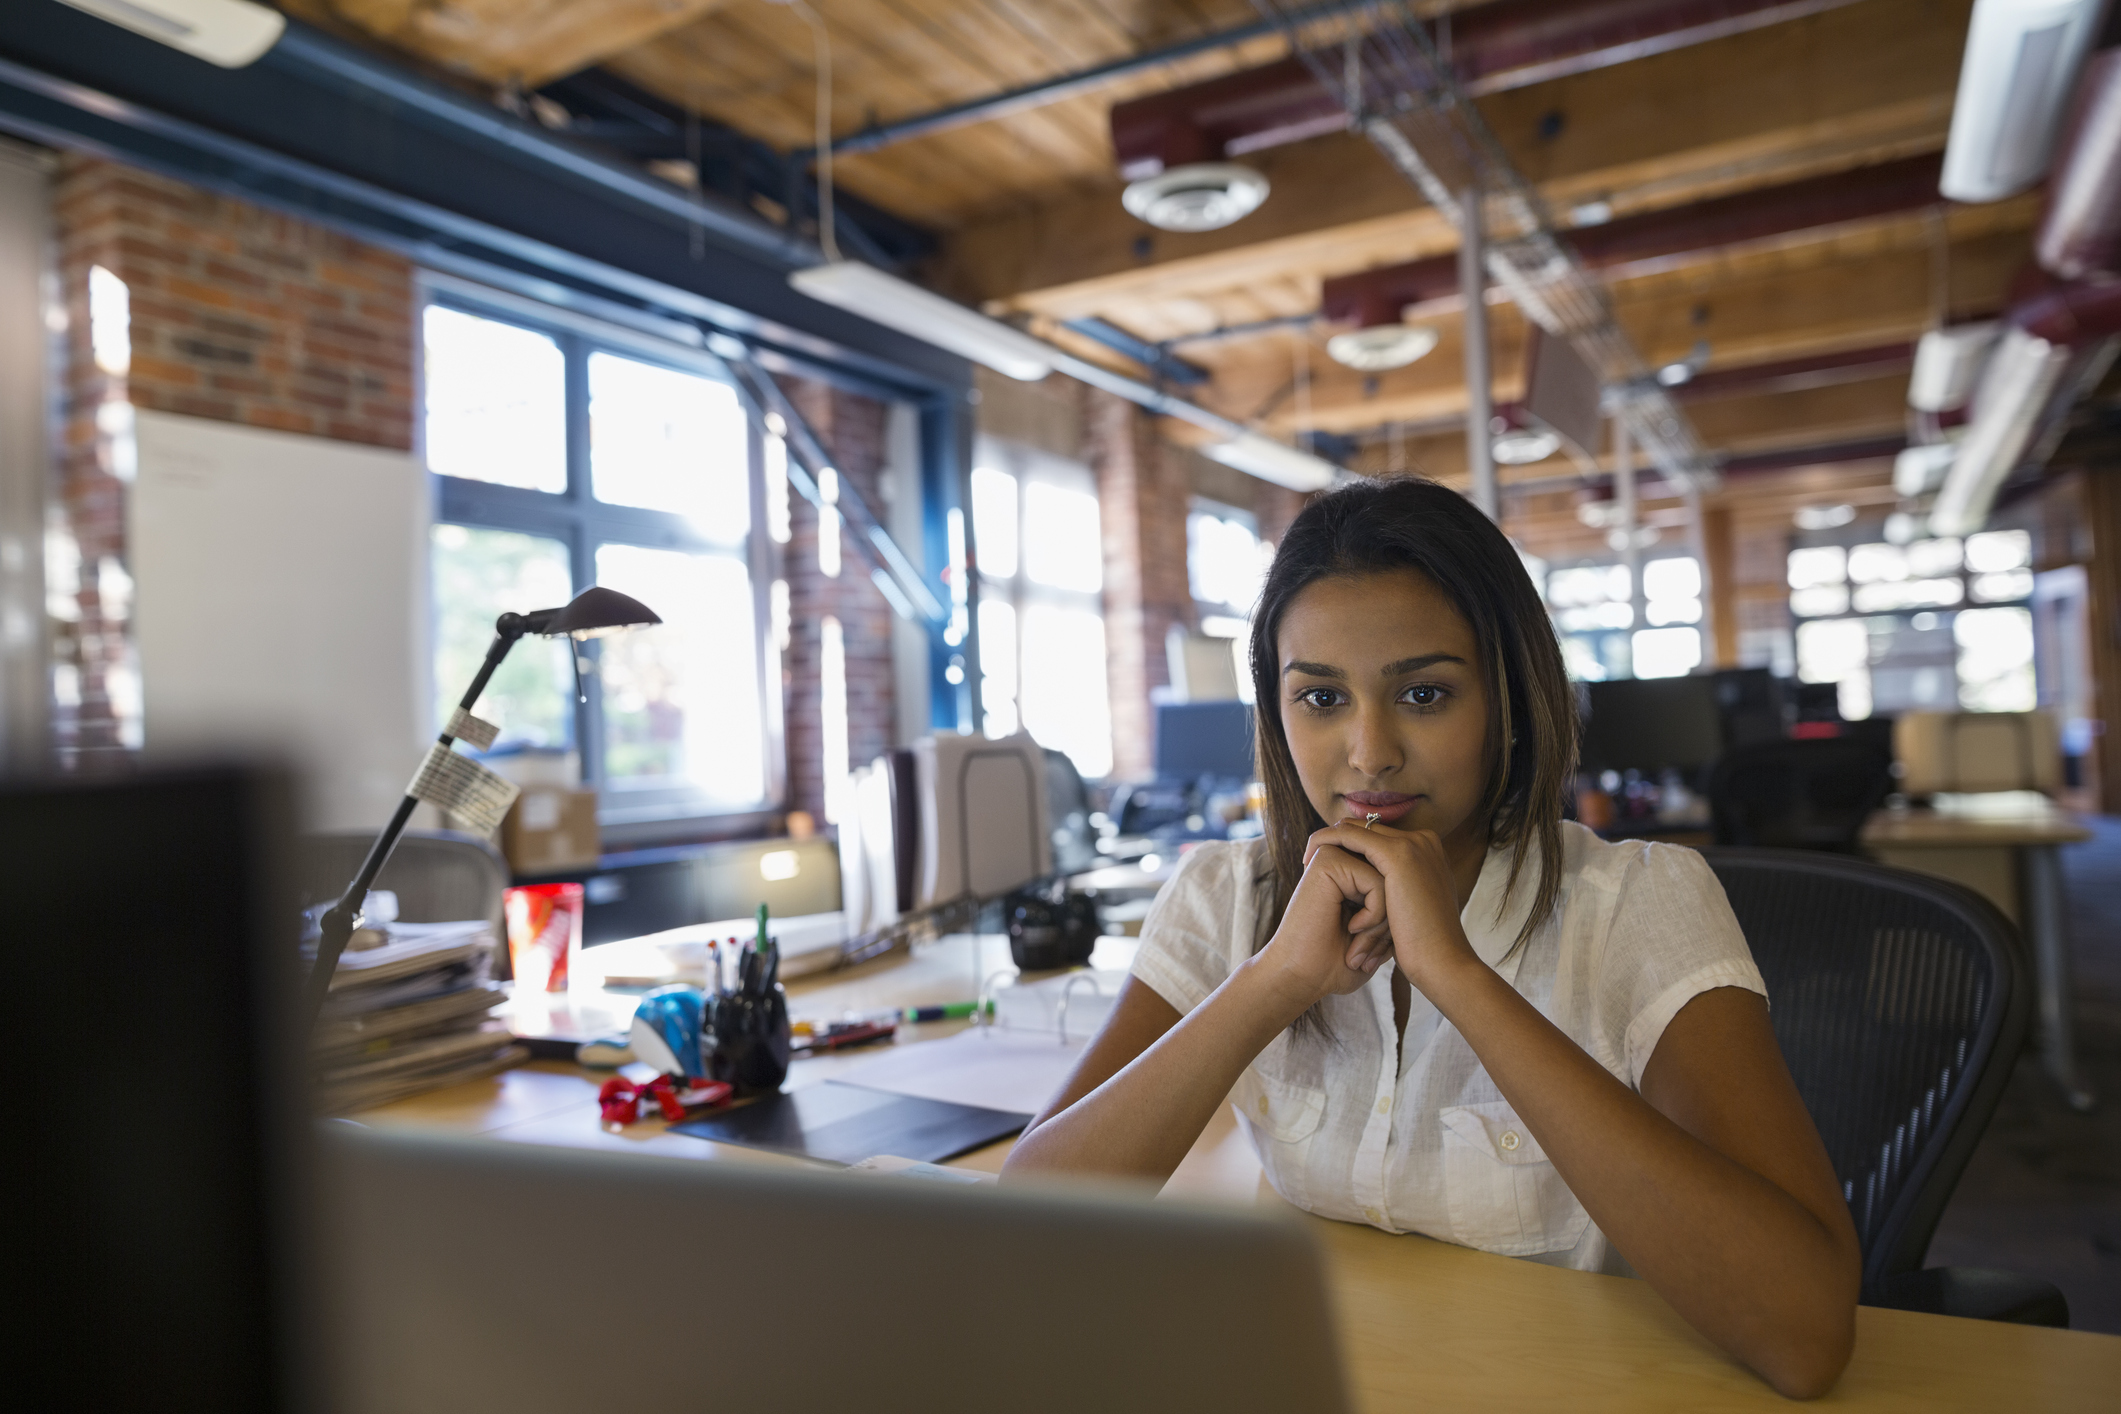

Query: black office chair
[[1705, 736, 1894, 851], [1701, 849, 2067, 1326]]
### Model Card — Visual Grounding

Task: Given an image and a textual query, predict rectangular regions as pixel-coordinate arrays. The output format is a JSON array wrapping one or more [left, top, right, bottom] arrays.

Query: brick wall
[[778, 375, 897, 824], [1086, 387, 1196, 781], [50, 156, 415, 761]]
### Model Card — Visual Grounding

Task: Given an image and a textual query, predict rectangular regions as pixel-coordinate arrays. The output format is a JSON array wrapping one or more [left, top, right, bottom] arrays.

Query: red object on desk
[[1792, 721, 1843, 739]]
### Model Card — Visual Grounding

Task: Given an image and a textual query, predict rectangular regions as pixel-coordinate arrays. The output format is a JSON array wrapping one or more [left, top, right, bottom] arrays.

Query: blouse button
[[1374, 1096, 1391, 1115], [1499, 1130, 1522, 1152], [1363, 1207, 1381, 1224], [1257, 1095, 1270, 1116]]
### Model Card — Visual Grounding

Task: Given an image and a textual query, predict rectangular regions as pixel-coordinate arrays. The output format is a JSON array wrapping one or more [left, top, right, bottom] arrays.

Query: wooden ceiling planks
[[314, 0, 736, 86]]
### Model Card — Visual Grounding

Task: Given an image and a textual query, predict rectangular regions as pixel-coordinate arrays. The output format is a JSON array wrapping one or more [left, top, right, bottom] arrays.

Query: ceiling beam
[[1172, 214, 2031, 438], [941, 0, 1972, 320]]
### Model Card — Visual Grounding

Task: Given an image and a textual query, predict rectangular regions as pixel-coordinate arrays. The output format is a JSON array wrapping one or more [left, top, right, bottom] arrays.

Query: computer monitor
[[1579, 676, 1726, 776], [14, 765, 305, 1412], [1154, 699, 1256, 782]]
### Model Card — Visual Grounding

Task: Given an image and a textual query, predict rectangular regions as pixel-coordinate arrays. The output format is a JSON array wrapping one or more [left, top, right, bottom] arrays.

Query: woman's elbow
[[1754, 1301, 1856, 1400]]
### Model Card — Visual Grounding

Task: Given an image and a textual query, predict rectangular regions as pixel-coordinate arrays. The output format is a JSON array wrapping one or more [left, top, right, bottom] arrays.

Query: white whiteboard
[[131, 410, 430, 831]]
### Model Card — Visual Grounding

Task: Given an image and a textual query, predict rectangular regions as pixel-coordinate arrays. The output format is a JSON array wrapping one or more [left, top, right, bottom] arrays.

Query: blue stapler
[[628, 986, 707, 1079]]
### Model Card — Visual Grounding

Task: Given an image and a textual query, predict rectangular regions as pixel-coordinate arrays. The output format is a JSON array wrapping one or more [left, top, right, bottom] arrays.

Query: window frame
[[417, 276, 783, 840]]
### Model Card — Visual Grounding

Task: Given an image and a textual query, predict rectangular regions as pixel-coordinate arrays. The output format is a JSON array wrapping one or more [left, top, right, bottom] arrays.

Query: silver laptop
[[316, 1126, 1353, 1414]]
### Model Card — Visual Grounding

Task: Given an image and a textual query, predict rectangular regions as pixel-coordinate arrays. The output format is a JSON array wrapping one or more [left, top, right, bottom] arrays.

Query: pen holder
[[705, 985, 791, 1094]]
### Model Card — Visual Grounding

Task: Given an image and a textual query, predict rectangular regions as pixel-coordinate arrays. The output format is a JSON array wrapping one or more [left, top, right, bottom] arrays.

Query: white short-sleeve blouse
[[1129, 819, 1766, 1275]]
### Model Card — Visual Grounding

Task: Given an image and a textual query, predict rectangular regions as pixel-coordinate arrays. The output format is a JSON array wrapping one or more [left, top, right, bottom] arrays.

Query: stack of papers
[[313, 921, 524, 1113]]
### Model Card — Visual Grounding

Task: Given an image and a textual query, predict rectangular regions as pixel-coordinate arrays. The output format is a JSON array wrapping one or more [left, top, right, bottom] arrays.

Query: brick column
[[778, 375, 897, 823], [1086, 388, 1193, 781]]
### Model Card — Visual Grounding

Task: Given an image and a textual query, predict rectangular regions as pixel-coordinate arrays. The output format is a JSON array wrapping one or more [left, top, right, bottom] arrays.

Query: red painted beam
[[1320, 155, 1946, 327], [1111, 0, 1864, 177]]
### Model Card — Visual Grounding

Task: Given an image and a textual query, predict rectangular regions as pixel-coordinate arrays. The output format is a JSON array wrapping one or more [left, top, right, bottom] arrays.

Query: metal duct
[[1929, 281, 2121, 534], [1111, 0, 1861, 177], [2037, 48, 2121, 277]]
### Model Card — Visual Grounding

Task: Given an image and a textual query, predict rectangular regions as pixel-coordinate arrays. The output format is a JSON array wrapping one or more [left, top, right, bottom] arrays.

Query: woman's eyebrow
[[1381, 653, 1467, 675], [1282, 659, 1344, 679]]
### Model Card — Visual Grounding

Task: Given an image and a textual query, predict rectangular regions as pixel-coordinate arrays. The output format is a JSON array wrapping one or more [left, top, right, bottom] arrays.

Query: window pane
[[1787, 546, 1846, 589], [1024, 482, 1103, 593], [1964, 529, 2031, 574], [1846, 543, 1906, 584], [423, 307, 567, 492], [971, 467, 1018, 580], [1955, 606, 2036, 712], [588, 353, 749, 540], [1631, 627, 1702, 679], [979, 597, 1019, 739], [594, 543, 764, 805], [431, 524, 573, 747], [1641, 557, 1700, 601], [1188, 508, 1267, 612], [1021, 603, 1112, 779]]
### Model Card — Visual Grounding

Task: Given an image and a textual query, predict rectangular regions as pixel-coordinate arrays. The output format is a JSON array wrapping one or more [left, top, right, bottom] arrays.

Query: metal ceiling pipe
[[1462, 187, 1498, 518], [1319, 156, 1945, 328], [1111, 0, 1863, 176], [2037, 47, 2121, 278]]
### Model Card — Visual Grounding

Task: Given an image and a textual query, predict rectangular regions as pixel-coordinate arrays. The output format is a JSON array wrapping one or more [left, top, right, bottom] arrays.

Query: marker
[[903, 1001, 993, 1023]]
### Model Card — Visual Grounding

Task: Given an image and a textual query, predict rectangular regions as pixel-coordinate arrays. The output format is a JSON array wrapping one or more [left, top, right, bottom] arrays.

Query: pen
[[903, 1001, 992, 1023]]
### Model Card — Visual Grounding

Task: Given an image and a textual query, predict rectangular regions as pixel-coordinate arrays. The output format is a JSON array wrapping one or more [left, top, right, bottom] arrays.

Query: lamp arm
[[301, 617, 530, 1029]]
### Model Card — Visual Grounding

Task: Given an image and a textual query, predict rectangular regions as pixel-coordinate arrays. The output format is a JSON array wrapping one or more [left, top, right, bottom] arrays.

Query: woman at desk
[[1003, 478, 1861, 1398]]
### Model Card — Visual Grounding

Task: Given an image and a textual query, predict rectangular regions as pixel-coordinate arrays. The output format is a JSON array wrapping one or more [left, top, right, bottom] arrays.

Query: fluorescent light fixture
[[1929, 326, 2073, 534], [1939, 0, 2103, 203], [1893, 442, 1957, 497], [60, 0, 285, 67], [1793, 503, 1857, 531], [1908, 322, 2000, 411], [788, 261, 1054, 382], [1201, 432, 1339, 492]]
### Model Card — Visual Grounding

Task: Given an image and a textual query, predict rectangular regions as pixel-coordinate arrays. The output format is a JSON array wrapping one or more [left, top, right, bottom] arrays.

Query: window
[[970, 439, 1113, 779], [1188, 499, 1269, 702], [1784, 527, 2034, 718], [1545, 556, 1702, 680], [422, 293, 773, 829]]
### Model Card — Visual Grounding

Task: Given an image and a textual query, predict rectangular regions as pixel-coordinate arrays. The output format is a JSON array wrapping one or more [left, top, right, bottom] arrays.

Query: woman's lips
[[1343, 791, 1420, 824]]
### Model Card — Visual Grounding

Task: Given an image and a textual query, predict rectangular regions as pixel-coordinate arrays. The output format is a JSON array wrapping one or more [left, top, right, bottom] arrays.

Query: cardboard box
[[1895, 711, 2060, 797], [502, 787, 601, 874]]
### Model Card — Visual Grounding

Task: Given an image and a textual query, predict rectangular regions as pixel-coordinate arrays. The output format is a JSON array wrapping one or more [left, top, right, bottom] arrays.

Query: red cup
[[505, 883, 583, 993]]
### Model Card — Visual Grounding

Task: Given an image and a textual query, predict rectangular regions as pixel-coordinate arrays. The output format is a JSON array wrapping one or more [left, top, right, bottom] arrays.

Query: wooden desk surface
[[357, 939, 2121, 1411], [1862, 792, 2092, 848]]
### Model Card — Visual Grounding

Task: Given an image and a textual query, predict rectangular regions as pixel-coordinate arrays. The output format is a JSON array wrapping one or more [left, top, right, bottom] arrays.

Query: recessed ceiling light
[[1655, 361, 1694, 387], [1121, 163, 1271, 233], [1793, 503, 1857, 530], [1325, 325, 1440, 371], [1492, 428, 1561, 465]]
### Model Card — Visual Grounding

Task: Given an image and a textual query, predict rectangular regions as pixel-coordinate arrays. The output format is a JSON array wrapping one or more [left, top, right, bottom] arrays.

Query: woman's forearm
[[1427, 960, 1857, 1398], [1003, 959, 1306, 1184]]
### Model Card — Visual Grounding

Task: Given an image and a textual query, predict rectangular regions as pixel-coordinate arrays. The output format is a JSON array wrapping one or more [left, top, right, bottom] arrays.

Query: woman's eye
[[1298, 687, 1339, 710], [1403, 684, 1445, 707]]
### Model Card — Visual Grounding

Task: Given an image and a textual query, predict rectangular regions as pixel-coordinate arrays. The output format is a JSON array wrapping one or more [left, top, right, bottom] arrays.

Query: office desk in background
[[1862, 793, 2096, 1110], [356, 935, 2121, 1411]]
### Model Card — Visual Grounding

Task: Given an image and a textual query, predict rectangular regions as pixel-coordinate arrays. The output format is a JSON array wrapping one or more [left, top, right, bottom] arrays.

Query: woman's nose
[[1345, 699, 1402, 778]]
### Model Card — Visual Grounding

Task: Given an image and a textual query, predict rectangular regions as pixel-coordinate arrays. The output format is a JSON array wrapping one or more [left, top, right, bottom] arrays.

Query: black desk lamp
[[301, 585, 662, 1026]]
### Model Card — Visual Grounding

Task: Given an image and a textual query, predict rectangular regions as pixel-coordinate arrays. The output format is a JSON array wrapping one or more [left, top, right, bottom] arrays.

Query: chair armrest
[[1864, 1267, 2070, 1327]]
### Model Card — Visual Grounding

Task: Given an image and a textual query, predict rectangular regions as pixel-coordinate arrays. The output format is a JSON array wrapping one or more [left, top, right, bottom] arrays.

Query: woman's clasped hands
[[1254, 818, 1487, 1014]]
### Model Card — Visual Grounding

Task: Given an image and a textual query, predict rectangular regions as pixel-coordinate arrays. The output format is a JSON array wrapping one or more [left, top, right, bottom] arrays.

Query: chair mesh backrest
[[296, 831, 507, 933], [1701, 850, 2026, 1286], [1706, 738, 1894, 850]]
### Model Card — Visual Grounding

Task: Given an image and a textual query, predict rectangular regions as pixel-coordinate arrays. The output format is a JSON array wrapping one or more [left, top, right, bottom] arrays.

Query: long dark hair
[[1247, 476, 1577, 952]]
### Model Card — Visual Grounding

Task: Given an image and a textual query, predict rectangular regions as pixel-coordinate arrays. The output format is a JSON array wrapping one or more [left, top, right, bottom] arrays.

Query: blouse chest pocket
[[1232, 1067, 1325, 1209], [1438, 1102, 1591, 1258]]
